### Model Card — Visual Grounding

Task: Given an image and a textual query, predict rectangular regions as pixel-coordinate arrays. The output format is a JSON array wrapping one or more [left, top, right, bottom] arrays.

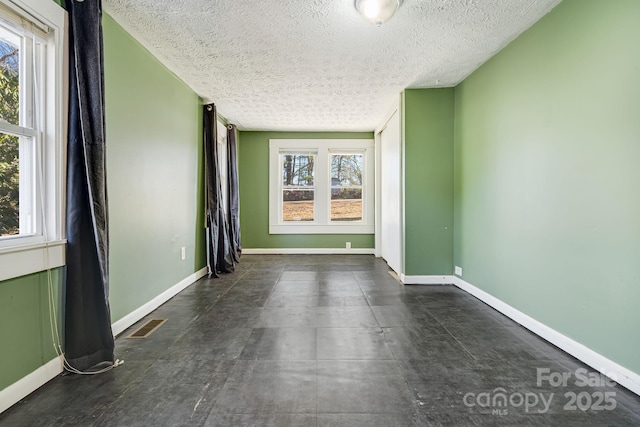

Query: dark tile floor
[[2, 255, 639, 426]]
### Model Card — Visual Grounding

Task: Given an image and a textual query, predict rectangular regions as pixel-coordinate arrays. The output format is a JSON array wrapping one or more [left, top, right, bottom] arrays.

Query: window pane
[[0, 132, 20, 236], [283, 190, 314, 221], [282, 154, 314, 187], [331, 188, 362, 222], [331, 154, 362, 186], [0, 29, 20, 126]]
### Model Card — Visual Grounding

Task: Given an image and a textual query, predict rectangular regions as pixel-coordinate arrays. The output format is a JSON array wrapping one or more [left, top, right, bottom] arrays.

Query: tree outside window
[[330, 153, 363, 222], [282, 154, 315, 221], [0, 37, 20, 237]]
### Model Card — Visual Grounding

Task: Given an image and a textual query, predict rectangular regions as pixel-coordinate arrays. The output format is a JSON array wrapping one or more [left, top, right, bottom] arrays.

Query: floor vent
[[127, 319, 167, 339]]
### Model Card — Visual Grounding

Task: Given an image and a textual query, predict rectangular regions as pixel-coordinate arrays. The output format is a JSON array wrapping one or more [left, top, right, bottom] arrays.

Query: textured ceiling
[[103, 0, 561, 131]]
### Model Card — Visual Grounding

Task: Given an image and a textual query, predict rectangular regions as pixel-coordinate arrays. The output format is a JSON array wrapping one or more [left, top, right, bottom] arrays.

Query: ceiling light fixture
[[355, 0, 401, 26]]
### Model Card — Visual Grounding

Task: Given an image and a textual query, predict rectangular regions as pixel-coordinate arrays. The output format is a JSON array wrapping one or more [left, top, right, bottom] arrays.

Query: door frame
[[374, 96, 403, 276]]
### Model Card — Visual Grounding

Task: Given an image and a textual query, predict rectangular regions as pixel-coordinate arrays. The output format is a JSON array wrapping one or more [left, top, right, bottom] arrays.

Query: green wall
[[454, 0, 640, 373], [403, 89, 454, 275], [0, 9, 206, 396], [238, 131, 375, 249], [104, 14, 206, 322], [0, 270, 61, 390]]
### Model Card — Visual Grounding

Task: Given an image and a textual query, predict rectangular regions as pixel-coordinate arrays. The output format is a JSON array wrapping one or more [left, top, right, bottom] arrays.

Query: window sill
[[269, 224, 374, 235], [0, 240, 66, 282]]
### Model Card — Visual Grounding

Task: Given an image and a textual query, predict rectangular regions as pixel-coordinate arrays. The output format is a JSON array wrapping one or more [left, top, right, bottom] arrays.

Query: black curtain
[[226, 124, 241, 263], [64, 0, 115, 371], [204, 104, 234, 277]]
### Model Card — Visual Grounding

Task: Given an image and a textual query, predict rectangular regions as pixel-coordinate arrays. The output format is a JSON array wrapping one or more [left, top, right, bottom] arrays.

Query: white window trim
[[0, 0, 66, 282], [269, 139, 375, 235]]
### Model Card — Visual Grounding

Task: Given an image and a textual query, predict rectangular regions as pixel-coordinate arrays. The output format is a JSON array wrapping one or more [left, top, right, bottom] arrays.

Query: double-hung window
[[330, 151, 364, 222], [269, 139, 374, 234], [281, 150, 316, 222], [0, 0, 66, 281], [0, 10, 43, 241]]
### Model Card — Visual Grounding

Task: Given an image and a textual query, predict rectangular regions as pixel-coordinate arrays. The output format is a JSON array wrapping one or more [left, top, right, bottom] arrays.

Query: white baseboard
[[0, 356, 63, 414], [400, 274, 455, 285], [0, 267, 209, 415], [242, 248, 376, 255], [452, 276, 640, 397], [111, 267, 208, 337]]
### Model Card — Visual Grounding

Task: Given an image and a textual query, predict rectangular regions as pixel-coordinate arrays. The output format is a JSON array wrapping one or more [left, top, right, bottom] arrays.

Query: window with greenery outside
[[282, 154, 315, 221], [0, 37, 19, 237], [330, 154, 363, 221]]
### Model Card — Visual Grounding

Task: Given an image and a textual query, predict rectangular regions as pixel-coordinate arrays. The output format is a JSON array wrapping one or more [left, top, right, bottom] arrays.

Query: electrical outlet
[[346, 242, 351, 249], [454, 266, 462, 276], [181, 247, 186, 261]]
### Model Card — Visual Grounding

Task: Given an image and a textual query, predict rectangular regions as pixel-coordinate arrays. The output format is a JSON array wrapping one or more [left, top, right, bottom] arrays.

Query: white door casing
[[379, 109, 402, 274]]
